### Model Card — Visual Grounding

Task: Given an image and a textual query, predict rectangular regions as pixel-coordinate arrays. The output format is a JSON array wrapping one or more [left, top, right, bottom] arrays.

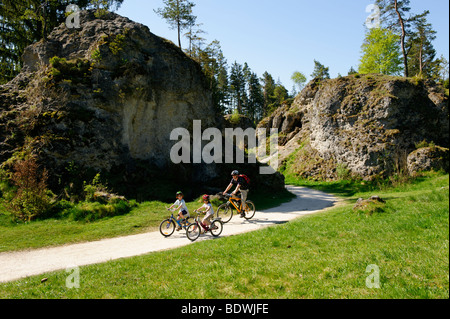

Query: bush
[[63, 200, 136, 222], [7, 157, 53, 222], [83, 173, 107, 202]]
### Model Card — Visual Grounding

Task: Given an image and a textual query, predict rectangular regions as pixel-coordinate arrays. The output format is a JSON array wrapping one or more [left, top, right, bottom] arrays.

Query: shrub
[[63, 200, 136, 222], [7, 157, 53, 222], [83, 173, 107, 202]]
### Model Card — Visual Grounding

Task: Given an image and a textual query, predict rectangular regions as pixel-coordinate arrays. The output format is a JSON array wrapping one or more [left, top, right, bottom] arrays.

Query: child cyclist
[[169, 191, 190, 231], [195, 195, 217, 232]]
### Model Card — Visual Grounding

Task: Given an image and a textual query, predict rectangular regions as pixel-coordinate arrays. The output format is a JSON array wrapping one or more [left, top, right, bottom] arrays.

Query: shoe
[[176, 227, 182, 231], [240, 213, 245, 218]]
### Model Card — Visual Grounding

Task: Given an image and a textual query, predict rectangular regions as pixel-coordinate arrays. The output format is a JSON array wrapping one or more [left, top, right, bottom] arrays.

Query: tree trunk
[[176, 0, 181, 48], [177, 22, 181, 48], [419, 41, 423, 75], [394, 0, 409, 77]]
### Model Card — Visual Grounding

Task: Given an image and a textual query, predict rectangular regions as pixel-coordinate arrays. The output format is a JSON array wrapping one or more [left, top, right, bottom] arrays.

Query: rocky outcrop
[[407, 146, 449, 175], [22, 10, 215, 168], [0, 11, 284, 199], [260, 74, 449, 180]]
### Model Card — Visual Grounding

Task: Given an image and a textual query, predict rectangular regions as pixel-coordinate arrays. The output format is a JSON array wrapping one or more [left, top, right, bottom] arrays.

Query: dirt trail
[[0, 186, 337, 283]]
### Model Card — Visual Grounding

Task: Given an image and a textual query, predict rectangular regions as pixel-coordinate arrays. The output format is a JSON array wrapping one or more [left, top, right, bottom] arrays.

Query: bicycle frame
[[194, 216, 209, 231], [192, 212, 215, 231], [169, 213, 192, 229], [186, 212, 223, 241], [226, 195, 244, 212]]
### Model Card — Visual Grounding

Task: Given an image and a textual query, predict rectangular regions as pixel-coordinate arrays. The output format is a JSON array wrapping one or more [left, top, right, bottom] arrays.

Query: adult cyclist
[[223, 170, 249, 218]]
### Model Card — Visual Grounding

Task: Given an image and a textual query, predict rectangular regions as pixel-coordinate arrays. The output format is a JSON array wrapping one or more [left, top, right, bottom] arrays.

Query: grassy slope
[[0, 173, 448, 299]]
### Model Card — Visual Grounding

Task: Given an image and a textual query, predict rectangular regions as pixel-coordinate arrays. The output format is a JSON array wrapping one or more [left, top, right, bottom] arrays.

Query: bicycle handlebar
[[222, 193, 241, 199]]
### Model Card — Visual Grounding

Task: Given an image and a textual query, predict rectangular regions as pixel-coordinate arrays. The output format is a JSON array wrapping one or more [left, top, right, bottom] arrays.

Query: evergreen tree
[[214, 47, 230, 115], [435, 55, 449, 85], [184, 23, 206, 55], [375, 0, 415, 77], [246, 71, 264, 122], [262, 78, 288, 117], [407, 10, 437, 78], [192, 40, 229, 115], [229, 62, 246, 114], [376, 0, 440, 78], [311, 60, 330, 80], [348, 66, 358, 75], [154, 0, 196, 49], [272, 82, 288, 107], [261, 71, 275, 117]]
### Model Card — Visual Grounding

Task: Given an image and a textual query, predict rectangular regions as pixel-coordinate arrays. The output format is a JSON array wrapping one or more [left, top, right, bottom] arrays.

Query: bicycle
[[159, 208, 193, 237], [185, 210, 224, 242], [216, 193, 256, 224]]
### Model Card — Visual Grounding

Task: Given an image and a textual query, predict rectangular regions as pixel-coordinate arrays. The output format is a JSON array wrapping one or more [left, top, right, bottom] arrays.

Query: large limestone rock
[[259, 74, 449, 180], [0, 12, 203, 197], [19, 10, 215, 169], [0, 11, 285, 199]]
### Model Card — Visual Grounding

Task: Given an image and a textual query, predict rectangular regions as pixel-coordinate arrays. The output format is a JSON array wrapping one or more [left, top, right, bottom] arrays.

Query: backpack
[[239, 174, 250, 187]]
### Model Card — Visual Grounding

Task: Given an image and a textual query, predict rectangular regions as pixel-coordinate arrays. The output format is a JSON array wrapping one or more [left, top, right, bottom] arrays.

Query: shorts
[[203, 212, 214, 223], [240, 189, 249, 203], [180, 210, 189, 217]]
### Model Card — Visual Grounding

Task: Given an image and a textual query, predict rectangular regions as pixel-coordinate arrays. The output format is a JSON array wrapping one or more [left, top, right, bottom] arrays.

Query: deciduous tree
[[359, 28, 403, 75]]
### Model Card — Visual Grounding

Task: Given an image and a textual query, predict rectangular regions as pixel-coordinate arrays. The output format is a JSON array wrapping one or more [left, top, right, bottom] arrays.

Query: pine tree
[[229, 62, 246, 114], [193, 40, 229, 115], [375, 0, 416, 77], [311, 60, 330, 80], [184, 23, 206, 55], [348, 66, 358, 75], [271, 82, 288, 107], [154, 0, 196, 49], [435, 55, 449, 85], [261, 71, 275, 117], [246, 71, 264, 122], [407, 10, 437, 78]]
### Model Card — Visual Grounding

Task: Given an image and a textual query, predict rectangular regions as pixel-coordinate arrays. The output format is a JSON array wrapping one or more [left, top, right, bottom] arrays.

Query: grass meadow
[[0, 172, 448, 299]]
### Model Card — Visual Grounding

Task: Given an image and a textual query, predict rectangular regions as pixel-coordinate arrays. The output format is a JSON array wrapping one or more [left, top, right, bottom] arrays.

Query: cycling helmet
[[231, 170, 239, 176], [176, 191, 183, 196], [202, 194, 210, 201]]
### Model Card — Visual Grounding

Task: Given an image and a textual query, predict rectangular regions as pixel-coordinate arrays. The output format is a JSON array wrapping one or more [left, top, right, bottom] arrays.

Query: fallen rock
[[407, 146, 449, 175], [353, 195, 386, 215]]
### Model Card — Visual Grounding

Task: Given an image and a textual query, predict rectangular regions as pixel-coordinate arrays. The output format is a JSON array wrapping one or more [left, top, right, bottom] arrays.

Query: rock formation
[[0, 11, 284, 200], [260, 74, 449, 180]]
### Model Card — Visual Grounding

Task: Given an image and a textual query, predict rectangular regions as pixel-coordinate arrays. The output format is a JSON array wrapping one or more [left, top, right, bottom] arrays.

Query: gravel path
[[0, 186, 337, 283]]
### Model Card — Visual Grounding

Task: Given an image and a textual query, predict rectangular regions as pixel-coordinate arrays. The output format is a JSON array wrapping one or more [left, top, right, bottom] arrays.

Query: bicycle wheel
[[216, 203, 234, 224], [243, 201, 256, 220], [186, 223, 201, 242], [210, 219, 223, 237], [159, 219, 176, 237]]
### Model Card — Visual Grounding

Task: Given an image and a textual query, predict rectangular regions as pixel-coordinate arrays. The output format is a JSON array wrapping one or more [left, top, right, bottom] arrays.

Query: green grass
[[0, 188, 294, 252], [0, 173, 448, 299]]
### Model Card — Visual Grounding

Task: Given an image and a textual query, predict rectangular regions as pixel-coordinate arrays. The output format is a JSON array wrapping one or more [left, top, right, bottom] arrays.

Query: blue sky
[[117, 0, 449, 91]]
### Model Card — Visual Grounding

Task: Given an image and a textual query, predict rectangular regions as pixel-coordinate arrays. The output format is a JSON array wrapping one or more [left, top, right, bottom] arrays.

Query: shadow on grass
[[286, 178, 375, 197], [285, 174, 437, 199]]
